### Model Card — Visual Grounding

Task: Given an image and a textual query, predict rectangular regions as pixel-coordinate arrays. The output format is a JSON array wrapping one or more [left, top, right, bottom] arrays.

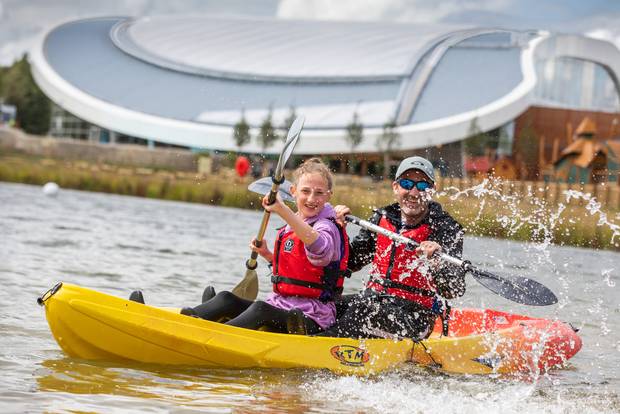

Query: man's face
[[391, 169, 433, 220]]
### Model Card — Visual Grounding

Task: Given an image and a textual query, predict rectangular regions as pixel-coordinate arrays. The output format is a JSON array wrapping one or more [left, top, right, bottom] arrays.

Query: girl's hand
[[261, 193, 285, 215], [333, 204, 351, 227], [249, 238, 273, 262]]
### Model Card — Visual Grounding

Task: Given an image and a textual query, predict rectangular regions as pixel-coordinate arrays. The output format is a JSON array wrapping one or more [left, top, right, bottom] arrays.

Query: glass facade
[[534, 57, 620, 112], [49, 103, 91, 140]]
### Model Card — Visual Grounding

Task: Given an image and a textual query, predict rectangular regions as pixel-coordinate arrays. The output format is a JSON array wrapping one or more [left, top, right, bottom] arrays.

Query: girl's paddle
[[247, 177, 294, 202], [231, 116, 304, 300], [344, 215, 558, 306]]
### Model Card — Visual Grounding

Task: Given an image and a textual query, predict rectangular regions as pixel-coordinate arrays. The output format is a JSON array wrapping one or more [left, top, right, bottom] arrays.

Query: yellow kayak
[[38, 282, 582, 376]]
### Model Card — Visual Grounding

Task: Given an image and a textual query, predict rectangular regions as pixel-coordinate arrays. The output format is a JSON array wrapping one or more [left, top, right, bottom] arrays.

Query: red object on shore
[[235, 156, 250, 177]]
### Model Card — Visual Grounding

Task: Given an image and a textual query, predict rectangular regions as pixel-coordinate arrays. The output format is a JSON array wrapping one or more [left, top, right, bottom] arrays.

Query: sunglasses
[[397, 178, 432, 191]]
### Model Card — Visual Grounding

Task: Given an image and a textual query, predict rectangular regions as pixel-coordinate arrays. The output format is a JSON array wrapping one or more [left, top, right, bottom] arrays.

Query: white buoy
[[42, 182, 60, 197]]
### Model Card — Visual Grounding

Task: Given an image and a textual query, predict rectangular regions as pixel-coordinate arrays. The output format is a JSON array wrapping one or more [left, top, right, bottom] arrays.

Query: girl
[[180, 158, 348, 334]]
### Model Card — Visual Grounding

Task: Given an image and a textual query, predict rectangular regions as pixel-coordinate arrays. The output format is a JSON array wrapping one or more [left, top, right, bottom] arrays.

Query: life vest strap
[[370, 276, 436, 298], [271, 275, 344, 295]]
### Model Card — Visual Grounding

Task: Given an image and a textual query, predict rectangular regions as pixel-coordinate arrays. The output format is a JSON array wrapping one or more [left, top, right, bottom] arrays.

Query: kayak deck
[[40, 283, 582, 376]]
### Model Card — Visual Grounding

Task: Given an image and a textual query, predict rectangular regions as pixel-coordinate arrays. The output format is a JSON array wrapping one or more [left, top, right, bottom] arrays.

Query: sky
[[1, 0, 620, 66]]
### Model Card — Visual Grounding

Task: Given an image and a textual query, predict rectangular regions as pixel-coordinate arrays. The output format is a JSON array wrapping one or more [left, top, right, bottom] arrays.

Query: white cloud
[[276, 0, 511, 23], [0, 0, 278, 66], [0, 36, 35, 66], [276, 0, 620, 53], [2, 0, 620, 66], [585, 28, 620, 51]]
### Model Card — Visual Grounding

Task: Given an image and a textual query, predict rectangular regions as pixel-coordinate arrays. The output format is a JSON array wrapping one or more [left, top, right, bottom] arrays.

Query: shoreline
[[1, 152, 618, 251]]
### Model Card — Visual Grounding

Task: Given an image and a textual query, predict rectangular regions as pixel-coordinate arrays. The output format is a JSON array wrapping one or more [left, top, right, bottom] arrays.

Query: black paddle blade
[[470, 267, 558, 306]]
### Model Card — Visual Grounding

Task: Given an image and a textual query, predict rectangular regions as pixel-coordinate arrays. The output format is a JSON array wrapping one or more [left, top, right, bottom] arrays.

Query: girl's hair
[[293, 157, 333, 190]]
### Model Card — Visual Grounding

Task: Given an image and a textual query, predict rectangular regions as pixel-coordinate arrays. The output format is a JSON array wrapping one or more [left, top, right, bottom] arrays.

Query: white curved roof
[[29, 16, 620, 155], [111, 15, 464, 82]]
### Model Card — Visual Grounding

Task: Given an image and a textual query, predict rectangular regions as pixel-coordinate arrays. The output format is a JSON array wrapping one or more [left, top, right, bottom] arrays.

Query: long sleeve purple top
[[266, 203, 342, 329]]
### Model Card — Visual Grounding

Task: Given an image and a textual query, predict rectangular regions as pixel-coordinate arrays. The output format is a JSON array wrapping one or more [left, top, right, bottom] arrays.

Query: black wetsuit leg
[[226, 300, 321, 334], [335, 294, 357, 319], [320, 291, 436, 339], [190, 291, 253, 321], [319, 293, 377, 338]]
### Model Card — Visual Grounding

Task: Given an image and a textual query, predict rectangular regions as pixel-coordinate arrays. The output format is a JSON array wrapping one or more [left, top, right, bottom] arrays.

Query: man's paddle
[[231, 116, 304, 300], [344, 215, 558, 306]]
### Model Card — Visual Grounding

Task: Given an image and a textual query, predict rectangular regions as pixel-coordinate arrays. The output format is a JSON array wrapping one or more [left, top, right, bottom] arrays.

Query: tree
[[514, 119, 539, 180], [376, 118, 401, 179], [232, 110, 251, 149], [345, 110, 364, 173], [0, 66, 5, 97], [463, 118, 489, 157], [345, 111, 364, 152], [257, 107, 279, 152], [2, 56, 51, 135]]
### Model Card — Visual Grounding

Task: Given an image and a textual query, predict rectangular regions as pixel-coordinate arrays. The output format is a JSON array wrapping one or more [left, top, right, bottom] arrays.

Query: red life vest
[[271, 219, 349, 302], [367, 216, 436, 308]]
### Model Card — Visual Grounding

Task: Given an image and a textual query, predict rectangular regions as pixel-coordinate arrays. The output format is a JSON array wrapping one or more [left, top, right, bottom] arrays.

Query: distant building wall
[[0, 127, 198, 171]]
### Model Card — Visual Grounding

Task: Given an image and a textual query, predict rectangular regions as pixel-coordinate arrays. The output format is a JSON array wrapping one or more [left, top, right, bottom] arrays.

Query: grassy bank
[[1, 152, 618, 251], [0, 154, 260, 209]]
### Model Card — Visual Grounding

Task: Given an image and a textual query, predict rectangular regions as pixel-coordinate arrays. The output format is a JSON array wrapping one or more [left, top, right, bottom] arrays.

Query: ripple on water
[[53, 225, 89, 232], [180, 250, 218, 258], [4, 215, 44, 222], [115, 243, 146, 251], [84, 271, 124, 282], [24, 239, 81, 248]]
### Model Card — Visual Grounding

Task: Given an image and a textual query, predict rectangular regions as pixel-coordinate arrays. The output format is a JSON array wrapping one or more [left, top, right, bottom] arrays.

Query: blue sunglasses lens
[[398, 179, 431, 191]]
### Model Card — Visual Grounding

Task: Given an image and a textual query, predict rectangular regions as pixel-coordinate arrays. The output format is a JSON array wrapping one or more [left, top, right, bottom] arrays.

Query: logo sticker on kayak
[[330, 345, 370, 366]]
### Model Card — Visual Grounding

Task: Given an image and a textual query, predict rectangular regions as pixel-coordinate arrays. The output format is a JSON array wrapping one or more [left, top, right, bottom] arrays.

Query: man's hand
[[415, 240, 441, 258], [415, 241, 442, 270]]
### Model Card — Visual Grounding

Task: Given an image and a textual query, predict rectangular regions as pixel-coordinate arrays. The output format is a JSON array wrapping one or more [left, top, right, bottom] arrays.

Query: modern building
[[29, 15, 620, 177]]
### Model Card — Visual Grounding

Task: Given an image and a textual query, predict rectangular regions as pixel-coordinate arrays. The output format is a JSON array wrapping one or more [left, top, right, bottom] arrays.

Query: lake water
[[1, 182, 619, 413]]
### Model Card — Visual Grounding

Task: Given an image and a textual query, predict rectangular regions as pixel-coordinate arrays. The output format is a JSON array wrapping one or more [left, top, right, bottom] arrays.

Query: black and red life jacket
[[271, 219, 349, 302], [366, 215, 437, 308]]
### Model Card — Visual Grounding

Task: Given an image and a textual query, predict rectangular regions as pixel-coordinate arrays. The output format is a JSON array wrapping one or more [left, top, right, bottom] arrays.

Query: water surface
[[1, 182, 618, 413]]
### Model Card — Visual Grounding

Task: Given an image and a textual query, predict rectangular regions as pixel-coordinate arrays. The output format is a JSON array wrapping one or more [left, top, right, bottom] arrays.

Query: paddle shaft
[[344, 214, 558, 306], [246, 184, 279, 269], [233, 116, 304, 300], [344, 215, 464, 268]]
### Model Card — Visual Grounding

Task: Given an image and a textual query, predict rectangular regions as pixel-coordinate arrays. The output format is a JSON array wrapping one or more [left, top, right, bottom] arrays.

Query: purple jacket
[[266, 203, 342, 329]]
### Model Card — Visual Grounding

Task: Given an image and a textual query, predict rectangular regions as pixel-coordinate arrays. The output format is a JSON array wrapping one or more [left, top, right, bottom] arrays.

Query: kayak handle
[[37, 282, 63, 306]]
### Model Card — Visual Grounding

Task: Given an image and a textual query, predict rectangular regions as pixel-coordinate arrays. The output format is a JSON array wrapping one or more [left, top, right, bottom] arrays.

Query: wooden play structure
[[553, 117, 620, 184]]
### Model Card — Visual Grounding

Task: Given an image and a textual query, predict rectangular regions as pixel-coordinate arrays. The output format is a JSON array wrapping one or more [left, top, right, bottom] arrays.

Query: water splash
[[439, 178, 620, 250], [302, 370, 616, 414], [565, 190, 620, 245]]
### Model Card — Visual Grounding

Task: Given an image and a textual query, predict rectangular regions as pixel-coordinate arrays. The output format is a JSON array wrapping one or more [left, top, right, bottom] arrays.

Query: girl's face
[[291, 172, 331, 219]]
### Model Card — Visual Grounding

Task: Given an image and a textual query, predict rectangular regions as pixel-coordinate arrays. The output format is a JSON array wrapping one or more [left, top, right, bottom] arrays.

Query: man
[[320, 156, 465, 339]]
